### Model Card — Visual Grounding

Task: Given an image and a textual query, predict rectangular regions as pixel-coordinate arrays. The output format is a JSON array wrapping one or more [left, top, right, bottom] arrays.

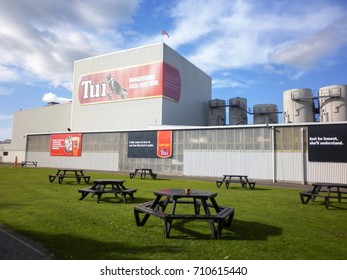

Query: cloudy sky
[[1, 0, 347, 140]]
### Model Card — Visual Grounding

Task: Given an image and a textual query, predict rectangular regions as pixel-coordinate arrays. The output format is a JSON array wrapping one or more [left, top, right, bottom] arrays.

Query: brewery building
[[1, 42, 347, 184]]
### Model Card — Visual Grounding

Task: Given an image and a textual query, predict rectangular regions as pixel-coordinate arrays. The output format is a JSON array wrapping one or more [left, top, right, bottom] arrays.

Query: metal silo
[[229, 97, 248, 125], [253, 104, 278, 124], [283, 88, 314, 123], [320, 85, 347, 122], [208, 99, 226, 126]]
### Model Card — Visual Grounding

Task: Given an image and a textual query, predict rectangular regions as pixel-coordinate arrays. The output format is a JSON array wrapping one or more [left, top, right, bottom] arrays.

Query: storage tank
[[283, 88, 314, 123], [253, 104, 278, 124], [319, 85, 347, 122], [229, 97, 248, 125], [208, 99, 226, 125]]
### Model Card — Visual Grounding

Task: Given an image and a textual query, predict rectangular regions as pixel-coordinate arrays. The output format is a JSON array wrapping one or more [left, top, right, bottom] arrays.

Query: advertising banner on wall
[[78, 62, 181, 104], [308, 125, 347, 162], [128, 130, 172, 158], [50, 133, 82, 156]]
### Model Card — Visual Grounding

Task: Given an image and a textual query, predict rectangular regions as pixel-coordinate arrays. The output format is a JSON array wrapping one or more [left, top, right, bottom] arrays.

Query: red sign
[[157, 130, 172, 158], [78, 62, 181, 104], [50, 134, 82, 156]]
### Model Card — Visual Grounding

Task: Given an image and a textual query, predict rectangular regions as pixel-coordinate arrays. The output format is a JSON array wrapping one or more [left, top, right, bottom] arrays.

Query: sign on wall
[[50, 133, 82, 156], [128, 130, 172, 158], [78, 62, 181, 104], [308, 125, 347, 162]]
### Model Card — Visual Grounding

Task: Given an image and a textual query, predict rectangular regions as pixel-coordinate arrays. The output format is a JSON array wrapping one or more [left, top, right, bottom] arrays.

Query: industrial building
[[1, 42, 347, 184]]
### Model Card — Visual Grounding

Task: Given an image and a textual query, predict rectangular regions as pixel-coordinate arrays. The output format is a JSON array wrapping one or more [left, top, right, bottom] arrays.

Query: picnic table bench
[[300, 182, 347, 209], [134, 188, 235, 238], [78, 179, 137, 203], [216, 175, 255, 190], [21, 161, 38, 168], [129, 168, 157, 179], [48, 169, 90, 184]]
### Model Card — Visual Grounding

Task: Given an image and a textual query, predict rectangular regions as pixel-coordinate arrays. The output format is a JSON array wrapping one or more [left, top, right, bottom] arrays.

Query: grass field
[[0, 166, 346, 260]]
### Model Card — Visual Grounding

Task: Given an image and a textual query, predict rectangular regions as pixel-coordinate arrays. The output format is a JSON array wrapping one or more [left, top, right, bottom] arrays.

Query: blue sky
[[1, 0, 347, 140]]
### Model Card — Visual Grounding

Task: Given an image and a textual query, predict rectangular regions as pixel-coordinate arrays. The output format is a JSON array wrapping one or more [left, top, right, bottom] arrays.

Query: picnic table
[[78, 179, 137, 203], [129, 168, 157, 179], [21, 161, 37, 168], [134, 188, 235, 238], [216, 175, 255, 189], [300, 182, 347, 209], [48, 169, 90, 184]]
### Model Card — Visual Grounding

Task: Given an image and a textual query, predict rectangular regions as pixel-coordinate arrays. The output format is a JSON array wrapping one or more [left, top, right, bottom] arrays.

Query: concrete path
[[0, 225, 52, 260]]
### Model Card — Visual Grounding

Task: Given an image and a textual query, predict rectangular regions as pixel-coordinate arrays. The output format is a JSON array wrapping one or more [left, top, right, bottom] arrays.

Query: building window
[[3, 151, 8, 156]]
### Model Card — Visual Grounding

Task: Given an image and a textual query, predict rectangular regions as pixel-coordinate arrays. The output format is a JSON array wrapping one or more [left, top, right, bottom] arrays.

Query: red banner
[[157, 130, 172, 158], [78, 62, 180, 104], [50, 134, 82, 156]]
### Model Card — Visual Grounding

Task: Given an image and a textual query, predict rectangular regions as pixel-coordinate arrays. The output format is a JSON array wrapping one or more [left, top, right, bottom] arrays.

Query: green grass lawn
[[0, 166, 346, 260]]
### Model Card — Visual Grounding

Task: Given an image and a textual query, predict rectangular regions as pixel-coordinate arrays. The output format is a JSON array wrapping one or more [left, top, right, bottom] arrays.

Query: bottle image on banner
[[72, 136, 80, 156]]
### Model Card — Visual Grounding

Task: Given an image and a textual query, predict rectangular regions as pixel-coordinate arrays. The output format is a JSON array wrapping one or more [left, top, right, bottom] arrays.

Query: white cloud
[[0, 87, 14, 95], [0, 0, 141, 89], [0, 0, 346, 93], [42, 92, 71, 104], [165, 0, 347, 74], [212, 77, 251, 89], [0, 66, 18, 82], [270, 20, 347, 68], [0, 114, 12, 121]]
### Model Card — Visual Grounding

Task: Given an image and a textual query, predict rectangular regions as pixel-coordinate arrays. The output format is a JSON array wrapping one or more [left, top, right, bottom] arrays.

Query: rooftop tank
[[229, 97, 248, 125], [253, 104, 278, 124], [319, 85, 347, 122], [283, 88, 314, 123], [208, 99, 226, 126]]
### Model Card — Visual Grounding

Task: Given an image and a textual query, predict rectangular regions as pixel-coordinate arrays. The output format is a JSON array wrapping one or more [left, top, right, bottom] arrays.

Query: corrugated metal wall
[[26, 123, 347, 184], [183, 151, 272, 179]]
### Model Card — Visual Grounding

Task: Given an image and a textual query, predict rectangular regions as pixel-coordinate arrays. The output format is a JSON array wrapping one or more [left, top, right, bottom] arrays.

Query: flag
[[161, 30, 170, 38]]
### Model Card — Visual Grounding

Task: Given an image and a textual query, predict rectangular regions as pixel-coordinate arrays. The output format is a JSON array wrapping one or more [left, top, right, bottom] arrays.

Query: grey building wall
[[1, 102, 72, 163]]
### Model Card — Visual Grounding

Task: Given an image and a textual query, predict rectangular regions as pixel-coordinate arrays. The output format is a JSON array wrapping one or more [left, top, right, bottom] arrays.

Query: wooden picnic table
[[48, 169, 90, 184], [300, 182, 347, 209], [216, 175, 255, 189], [129, 168, 157, 179], [78, 179, 137, 203], [134, 188, 234, 238]]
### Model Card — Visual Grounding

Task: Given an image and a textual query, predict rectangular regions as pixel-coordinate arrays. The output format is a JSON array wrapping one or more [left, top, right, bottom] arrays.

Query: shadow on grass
[[166, 219, 282, 240], [96, 196, 152, 204], [128, 178, 172, 181], [12, 219, 282, 259], [225, 187, 272, 191], [15, 229, 185, 260]]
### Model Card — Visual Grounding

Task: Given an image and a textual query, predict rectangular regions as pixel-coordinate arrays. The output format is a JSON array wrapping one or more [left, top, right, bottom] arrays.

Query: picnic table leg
[[96, 193, 103, 203], [163, 217, 173, 238], [134, 196, 163, 226], [79, 192, 90, 200], [300, 193, 312, 204], [120, 194, 128, 203], [193, 198, 201, 214], [200, 199, 218, 238]]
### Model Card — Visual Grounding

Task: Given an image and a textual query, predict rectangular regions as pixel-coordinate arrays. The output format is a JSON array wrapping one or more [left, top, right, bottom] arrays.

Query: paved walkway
[[0, 224, 52, 260]]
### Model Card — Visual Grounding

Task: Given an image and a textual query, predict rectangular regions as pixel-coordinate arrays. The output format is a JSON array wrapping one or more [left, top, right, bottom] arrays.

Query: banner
[[308, 124, 347, 162], [128, 131, 173, 158], [50, 133, 82, 156], [157, 130, 172, 158], [78, 62, 181, 104]]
